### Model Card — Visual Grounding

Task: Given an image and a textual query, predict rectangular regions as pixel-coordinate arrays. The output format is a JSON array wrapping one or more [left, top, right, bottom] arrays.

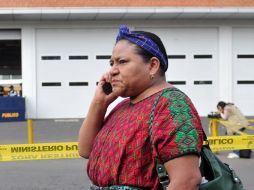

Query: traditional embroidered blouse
[[87, 87, 203, 189]]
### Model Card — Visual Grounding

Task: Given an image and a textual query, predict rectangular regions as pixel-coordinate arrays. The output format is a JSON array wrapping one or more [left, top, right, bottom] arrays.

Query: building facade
[[0, 1, 254, 118]]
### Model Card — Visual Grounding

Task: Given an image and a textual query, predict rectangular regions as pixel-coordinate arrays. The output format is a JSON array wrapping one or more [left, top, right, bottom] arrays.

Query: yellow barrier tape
[[0, 142, 79, 162], [208, 135, 254, 152], [1, 136, 254, 161]]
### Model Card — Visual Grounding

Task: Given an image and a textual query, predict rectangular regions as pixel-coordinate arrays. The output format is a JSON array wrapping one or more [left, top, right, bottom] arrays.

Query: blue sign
[[0, 97, 26, 122]]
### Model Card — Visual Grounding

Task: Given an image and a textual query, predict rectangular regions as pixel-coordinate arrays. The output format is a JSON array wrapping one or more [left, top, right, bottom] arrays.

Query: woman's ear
[[149, 57, 160, 75]]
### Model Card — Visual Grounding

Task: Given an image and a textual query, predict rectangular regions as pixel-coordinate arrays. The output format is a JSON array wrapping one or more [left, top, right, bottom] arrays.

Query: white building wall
[[218, 26, 233, 103], [232, 27, 254, 116], [21, 27, 37, 119]]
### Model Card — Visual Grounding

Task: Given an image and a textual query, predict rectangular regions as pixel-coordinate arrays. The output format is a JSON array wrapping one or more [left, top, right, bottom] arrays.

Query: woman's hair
[[217, 101, 226, 109], [124, 31, 168, 75], [217, 101, 234, 109]]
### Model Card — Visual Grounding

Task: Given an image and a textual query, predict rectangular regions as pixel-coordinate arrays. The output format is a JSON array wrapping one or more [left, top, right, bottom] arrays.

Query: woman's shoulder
[[159, 87, 199, 116], [161, 87, 189, 100], [225, 104, 235, 112]]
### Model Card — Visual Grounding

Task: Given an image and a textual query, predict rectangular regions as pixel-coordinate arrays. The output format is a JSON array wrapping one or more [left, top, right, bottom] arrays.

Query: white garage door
[[36, 28, 117, 118], [233, 28, 254, 116], [136, 27, 219, 116], [36, 27, 219, 118]]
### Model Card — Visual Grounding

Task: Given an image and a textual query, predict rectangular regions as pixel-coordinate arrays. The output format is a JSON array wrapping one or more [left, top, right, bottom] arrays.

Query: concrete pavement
[[0, 118, 253, 190]]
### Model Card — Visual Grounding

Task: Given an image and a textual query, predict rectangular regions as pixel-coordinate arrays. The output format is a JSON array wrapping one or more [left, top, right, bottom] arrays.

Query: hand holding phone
[[102, 82, 113, 95]]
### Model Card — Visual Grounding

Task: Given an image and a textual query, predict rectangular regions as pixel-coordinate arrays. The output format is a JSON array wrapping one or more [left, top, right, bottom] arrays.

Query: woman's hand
[[94, 73, 118, 107]]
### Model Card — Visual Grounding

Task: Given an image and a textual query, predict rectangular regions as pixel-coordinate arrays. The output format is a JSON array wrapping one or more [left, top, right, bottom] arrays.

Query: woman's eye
[[119, 60, 126, 64]]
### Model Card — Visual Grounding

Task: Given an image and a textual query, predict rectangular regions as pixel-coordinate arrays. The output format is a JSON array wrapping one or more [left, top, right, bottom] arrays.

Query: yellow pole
[[209, 118, 219, 154], [210, 119, 218, 137], [27, 119, 34, 144]]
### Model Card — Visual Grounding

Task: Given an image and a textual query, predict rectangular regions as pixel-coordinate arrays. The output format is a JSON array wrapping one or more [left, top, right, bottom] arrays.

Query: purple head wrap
[[116, 25, 168, 72]]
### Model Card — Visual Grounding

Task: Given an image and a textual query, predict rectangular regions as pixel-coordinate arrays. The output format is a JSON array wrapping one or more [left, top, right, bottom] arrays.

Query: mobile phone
[[102, 82, 113, 95]]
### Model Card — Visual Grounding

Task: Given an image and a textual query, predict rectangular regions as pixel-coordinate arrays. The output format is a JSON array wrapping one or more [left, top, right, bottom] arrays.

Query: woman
[[217, 101, 249, 158], [78, 25, 203, 190]]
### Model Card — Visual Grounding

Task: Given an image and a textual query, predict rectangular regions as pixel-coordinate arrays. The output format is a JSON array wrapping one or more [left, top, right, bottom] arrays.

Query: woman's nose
[[109, 65, 119, 76]]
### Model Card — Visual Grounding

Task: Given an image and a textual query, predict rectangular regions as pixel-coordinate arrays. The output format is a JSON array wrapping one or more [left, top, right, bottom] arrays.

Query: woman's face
[[217, 106, 223, 112], [109, 40, 151, 98]]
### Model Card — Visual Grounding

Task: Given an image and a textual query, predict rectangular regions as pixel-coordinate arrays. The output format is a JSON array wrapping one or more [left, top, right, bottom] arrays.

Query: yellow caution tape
[[1, 136, 254, 161], [208, 135, 254, 152], [0, 142, 79, 162]]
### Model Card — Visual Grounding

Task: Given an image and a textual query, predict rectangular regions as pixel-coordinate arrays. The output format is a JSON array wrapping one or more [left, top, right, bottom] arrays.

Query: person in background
[[217, 101, 249, 158], [0, 86, 4, 96], [18, 83, 22, 97], [8, 85, 18, 97], [78, 25, 203, 190]]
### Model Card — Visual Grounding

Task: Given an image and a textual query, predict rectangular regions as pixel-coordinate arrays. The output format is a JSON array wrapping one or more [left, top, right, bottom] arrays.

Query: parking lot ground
[[0, 118, 253, 190]]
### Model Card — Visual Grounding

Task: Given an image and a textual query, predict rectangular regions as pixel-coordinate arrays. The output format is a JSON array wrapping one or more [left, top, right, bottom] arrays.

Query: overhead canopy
[[0, 8, 254, 21]]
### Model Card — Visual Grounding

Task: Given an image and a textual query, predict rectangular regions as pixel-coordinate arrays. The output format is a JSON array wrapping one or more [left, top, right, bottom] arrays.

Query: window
[[69, 82, 88, 86], [237, 54, 254, 59], [194, 81, 212, 85], [96, 55, 111, 60], [167, 55, 186, 59], [42, 82, 61, 87], [0, 40, 21, 80], [237, 80, 254, 84], [41, 56, 61, 60], [69, 56, 88, 60], [168, 81, 186, 85], [194, 55, 212, 59]]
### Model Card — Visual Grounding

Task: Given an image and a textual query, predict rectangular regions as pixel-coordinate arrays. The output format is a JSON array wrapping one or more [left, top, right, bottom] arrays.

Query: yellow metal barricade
[[209, 118, 254, 137], [207, 118, 254, 153]]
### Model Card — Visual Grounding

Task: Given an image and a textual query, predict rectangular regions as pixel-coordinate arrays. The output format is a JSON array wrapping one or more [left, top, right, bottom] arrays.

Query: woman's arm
[[78, 99, 108, 159], [220, 107, 230, 120], [164, 155, 201, 190], [78, 75, 117, 158]]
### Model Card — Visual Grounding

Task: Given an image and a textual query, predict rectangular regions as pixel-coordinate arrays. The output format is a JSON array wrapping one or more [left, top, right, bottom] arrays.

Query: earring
[[150, 73, 154, 79]]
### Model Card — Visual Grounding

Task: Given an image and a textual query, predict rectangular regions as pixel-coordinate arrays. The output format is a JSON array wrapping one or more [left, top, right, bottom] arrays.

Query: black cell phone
[[102, 82, 113, 95]]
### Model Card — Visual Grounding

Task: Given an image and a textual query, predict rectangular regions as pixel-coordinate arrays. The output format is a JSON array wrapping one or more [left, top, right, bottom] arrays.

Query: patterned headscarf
[[116, 25, 168, 72]]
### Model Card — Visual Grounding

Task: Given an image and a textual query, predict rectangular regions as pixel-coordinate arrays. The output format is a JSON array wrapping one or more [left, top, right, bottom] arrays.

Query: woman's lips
[[111, 80, 120, 86]]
